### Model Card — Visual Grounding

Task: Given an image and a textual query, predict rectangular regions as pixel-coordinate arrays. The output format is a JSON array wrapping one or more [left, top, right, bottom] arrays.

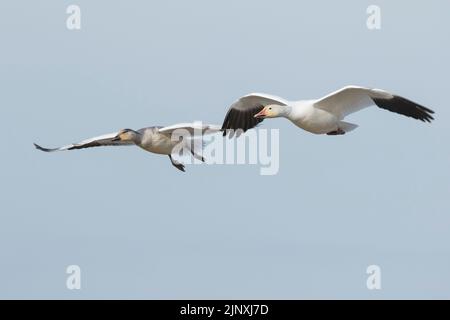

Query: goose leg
[[168, 155, 185, 172], [190, 149, 205, 162], [326, 128, 346, 135], [187, 140, 205, 162]]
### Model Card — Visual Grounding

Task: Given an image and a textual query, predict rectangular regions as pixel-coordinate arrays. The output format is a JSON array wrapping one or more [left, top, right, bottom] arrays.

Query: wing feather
[[314, 85, 434, 122], [34, 131, 133, 152], [221, 93, 289, 137], [158, 122, 221, 137]]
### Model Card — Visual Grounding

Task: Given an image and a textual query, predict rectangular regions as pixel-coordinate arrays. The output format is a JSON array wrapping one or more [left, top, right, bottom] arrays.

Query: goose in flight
[[34, 123, 221, 172], [221, 86, 434, 136]]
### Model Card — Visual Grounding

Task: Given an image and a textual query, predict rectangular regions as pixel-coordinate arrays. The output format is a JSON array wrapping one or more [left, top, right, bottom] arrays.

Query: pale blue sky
[[0, 0, 449, 299]]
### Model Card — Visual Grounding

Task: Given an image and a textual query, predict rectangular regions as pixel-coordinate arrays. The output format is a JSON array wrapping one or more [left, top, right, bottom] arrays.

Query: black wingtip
[[34, 143, 55, 152], [372, 96, 435, 123], [34, 143, 45, 151], [220, 104, 265, 138]]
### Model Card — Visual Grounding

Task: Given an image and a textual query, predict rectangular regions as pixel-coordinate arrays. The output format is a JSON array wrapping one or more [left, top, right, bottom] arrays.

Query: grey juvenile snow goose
[[34, 123, 221, 172]]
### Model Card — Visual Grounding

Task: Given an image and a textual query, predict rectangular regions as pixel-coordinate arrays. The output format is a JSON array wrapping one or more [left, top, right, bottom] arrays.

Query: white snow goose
[[221, 85, 434, 136]]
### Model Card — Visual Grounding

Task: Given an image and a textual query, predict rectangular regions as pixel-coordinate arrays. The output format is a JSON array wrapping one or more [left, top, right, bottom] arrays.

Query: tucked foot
[[172, 162, 185, 172], [326, 128, 346, 135], [168, 155, 186, 172]]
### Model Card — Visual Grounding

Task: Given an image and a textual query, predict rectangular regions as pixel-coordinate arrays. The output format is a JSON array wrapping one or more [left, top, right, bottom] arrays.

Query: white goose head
[[254, 104, 290, 119]]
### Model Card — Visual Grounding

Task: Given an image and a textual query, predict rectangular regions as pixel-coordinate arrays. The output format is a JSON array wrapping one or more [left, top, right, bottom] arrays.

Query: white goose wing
[[221, 93, 289, 137], [313, 85, 434, 122], [158, 122, 222, 136], [34, 131, 133, 152]]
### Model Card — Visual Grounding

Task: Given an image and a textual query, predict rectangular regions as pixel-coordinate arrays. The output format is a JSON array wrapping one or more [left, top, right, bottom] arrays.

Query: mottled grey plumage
[[34, 123, 221, 172]]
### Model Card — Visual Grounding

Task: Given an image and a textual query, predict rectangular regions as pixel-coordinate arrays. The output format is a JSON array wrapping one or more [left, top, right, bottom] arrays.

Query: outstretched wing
[[157, 122, 222, 137], [34, 131, 133, 152], [221, 93, 289, 137], [313, 85, 434, 122]]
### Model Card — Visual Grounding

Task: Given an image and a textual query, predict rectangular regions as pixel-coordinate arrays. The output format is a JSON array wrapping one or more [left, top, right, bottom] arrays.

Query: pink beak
[[254, 108, 267, 118]]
